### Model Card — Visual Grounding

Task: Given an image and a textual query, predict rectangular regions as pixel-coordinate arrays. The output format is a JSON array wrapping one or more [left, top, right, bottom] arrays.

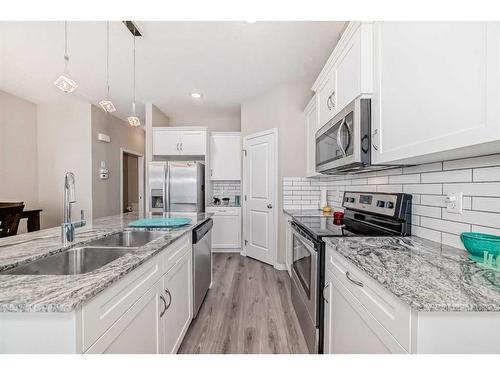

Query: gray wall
[[91, 105, 145, 219], [241, 80, 312, 265]]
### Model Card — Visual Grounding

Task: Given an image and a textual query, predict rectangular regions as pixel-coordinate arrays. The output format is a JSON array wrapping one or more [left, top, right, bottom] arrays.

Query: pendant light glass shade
[[128, 24, 141, 126], [99, 22, 116, 113], [54, 22, 78, 93]]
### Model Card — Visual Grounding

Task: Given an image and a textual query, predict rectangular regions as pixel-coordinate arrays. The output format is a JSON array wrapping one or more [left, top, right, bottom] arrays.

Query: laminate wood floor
[[178, 253, 309, 354]]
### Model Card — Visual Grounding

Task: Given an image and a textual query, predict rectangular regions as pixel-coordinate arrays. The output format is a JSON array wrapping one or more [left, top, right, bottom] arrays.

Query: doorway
[[242, 128, 278, 267], [120, 148, 144, 216]]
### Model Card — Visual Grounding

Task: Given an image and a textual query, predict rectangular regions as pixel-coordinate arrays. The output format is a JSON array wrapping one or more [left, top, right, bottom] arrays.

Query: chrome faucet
[[62, 172, 86, 245]]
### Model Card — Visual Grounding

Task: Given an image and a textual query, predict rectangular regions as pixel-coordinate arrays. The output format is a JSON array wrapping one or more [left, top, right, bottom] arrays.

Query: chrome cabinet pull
[[372, 129, 379, 151], [345, 271, 363, 287], [323, 283, 330, 303], [267, 204, 273, 209], [164, 288, 172, 311], [180, 143, 183, 151], [329, 91, 335, 109], [159, 295, 167, 318], [326, 94, 332, 110]]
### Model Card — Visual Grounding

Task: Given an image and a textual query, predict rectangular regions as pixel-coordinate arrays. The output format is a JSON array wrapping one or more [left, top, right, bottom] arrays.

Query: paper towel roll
[[320, 188, 327, 209]]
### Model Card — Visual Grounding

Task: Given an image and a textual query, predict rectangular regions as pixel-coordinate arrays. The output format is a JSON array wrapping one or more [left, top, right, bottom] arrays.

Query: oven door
[[291, 225, 318, 325]]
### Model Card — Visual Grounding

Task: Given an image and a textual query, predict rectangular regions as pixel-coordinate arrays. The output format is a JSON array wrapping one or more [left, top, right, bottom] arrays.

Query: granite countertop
[[325, 236, 500, 312], [0, 212, 213, 313], [283, 207, 343, 217], [206, 203, 241, 208]]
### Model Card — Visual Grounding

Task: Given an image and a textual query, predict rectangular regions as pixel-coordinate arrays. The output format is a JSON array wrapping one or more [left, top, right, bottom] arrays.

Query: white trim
[[242, 127, 279, 268], [212, 248, 241, 254], [273, 263, 287, 271], [120, 148, 144, 217]]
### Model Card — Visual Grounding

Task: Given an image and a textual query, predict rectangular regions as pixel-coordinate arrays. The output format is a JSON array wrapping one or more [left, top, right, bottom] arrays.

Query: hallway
[[178, 253, 308, 354]]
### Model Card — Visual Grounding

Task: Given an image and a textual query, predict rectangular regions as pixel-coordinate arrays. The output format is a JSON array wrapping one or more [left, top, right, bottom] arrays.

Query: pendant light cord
[[132, 25, 136, 114], [106, 21, 110, 98]]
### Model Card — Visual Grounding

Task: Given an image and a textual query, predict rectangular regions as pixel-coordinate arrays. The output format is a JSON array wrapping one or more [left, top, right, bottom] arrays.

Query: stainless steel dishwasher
[[192, 218, 213, 318]]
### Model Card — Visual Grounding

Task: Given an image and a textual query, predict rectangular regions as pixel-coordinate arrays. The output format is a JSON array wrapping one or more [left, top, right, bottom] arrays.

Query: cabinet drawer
[[81, 254, 162, 351], [326, 244, 411, 351], [206, 207, 240, 216], [163, 233, 191, 273]]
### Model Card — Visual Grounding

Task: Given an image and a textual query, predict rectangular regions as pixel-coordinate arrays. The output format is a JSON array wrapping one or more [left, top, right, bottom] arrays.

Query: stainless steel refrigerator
[[149, 161, 205, 213]]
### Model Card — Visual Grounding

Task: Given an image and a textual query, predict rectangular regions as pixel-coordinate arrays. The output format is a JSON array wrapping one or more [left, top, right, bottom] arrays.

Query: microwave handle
[[337, 118, 347, 157]]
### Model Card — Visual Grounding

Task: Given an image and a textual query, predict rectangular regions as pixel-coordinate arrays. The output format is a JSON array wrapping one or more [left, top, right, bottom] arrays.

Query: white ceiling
[[0, 21, 346, 122]]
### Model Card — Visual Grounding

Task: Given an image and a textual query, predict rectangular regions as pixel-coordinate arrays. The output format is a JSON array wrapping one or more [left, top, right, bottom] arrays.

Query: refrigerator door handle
[[164, 164, 170, 212]]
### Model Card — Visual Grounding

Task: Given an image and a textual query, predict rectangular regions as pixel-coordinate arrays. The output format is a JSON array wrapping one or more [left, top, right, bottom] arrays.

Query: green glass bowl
[[460, 232, 500, 257]]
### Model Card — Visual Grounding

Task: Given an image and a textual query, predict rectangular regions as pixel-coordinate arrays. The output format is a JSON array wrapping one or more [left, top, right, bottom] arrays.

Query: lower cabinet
[[162, 250, 193, 354], [86, 279, 164, 354], [85, 234, 193, 354], [206, 207, 241, 250]]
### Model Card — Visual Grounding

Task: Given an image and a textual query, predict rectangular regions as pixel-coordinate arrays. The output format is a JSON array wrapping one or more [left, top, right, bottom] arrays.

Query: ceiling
[[0, 21, 346, 123]]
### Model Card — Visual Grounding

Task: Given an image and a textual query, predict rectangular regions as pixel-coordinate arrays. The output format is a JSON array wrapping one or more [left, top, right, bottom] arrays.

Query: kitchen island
[[0, 212, 213, 353]]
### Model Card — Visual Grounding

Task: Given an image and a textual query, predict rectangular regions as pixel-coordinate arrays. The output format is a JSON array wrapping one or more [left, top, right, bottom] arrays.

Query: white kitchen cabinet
[[210, 132, 241, 180], [312, 22, 373, 128], [85, 279, 164, 354], [304, 98, 319, 177], [153, 127, 207, 156], [371, 22, 500, 165], [162, 250, 193, 354], [206, 206, 241, 250]]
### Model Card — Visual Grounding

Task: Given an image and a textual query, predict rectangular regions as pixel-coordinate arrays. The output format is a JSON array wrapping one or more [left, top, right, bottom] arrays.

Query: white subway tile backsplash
[[388, 174, 420, 184], [283, 153, 500, 249], [403, 162, 442, 174], [443, 154, 500, 170], [419, 217, 471, 235], [443, 182, 500, 197], [420, 169, 472, 183], [403, 184, 442, 195], [412, 205, 442, 219], [473, 166, 500, 182], [472, 197, 500, 213]]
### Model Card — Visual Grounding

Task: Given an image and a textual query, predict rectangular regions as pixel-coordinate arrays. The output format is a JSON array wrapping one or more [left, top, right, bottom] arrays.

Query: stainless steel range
[[290, 191, 412, 353]]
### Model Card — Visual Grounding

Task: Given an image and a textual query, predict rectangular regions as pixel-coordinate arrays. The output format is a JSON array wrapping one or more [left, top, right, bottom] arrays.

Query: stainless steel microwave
[[315, 97, 371, 174]]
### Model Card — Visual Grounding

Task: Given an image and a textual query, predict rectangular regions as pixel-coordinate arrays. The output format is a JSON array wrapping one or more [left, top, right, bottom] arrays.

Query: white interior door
[[243, 129, 277, 266]]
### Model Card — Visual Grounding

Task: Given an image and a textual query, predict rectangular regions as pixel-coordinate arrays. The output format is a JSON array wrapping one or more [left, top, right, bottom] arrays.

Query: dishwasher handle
[[192, 218, 213, 244]]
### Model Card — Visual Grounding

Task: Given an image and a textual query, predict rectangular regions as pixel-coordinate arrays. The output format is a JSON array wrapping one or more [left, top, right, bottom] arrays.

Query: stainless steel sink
[[86, 230, 164, 248], [0, 247, 133, 275]]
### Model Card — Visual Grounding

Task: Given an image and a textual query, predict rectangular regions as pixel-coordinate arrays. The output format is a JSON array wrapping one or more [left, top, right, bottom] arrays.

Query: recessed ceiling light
[[191, 92, 202, 99], [245, 20, 257, 24]]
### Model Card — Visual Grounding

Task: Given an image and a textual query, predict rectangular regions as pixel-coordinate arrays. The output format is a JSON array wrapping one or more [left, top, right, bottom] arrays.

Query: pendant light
[[127, 24, 140, 127], [99, 22, 116, 113], [54, 21, 78, 93]]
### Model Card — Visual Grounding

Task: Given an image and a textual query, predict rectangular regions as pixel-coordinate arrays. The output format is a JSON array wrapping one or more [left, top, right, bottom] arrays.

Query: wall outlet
[[445, 192, 463, 214]]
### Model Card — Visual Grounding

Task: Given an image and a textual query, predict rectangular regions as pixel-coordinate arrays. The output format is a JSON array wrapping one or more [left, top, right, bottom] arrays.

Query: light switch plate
[[446, 192, 463, 214]]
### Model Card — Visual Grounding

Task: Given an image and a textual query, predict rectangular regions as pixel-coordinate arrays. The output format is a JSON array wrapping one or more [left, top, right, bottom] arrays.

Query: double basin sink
[[1, 230, 164, 276]]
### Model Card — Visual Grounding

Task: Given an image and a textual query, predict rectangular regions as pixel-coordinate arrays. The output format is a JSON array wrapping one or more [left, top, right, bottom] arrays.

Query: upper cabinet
[[371, 22, 500, 165], [313, 22, 373, 129], [209, 132, 241, 180], [304, 97, 319, 177], [153, 127, 207, 156]]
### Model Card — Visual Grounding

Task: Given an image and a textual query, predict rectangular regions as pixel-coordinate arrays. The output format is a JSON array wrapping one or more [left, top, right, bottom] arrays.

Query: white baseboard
[[212, 248, 241, 253], [274, 263, 287, 271]]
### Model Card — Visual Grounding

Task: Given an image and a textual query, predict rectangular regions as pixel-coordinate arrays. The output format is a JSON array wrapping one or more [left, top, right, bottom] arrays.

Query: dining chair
[[0, 202, 25, 238]]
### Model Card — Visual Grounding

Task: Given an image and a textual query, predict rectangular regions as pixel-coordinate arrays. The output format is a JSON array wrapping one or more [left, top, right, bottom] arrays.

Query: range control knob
[[386, 201, 394, 209], [376, 200, 386, 208]]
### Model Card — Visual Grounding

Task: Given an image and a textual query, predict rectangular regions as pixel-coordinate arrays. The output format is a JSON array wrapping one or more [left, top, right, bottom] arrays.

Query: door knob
[[267, 204, 273, 209]]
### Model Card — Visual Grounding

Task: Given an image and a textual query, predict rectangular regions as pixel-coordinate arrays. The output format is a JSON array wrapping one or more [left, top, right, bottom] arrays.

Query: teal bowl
[[460, 232, 500, 257]]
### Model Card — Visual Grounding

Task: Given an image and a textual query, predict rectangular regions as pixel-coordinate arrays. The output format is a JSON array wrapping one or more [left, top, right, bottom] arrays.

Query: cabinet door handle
[[345, 271, 364, 287], [164, 288, 172, 311], [371, 129, 379, 151], [323, 283, 330, 303], [180, 143, 183, 151], [176, 143, 179, 151], [326, 94, 332, 110], [159, 295, 167, 318]]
